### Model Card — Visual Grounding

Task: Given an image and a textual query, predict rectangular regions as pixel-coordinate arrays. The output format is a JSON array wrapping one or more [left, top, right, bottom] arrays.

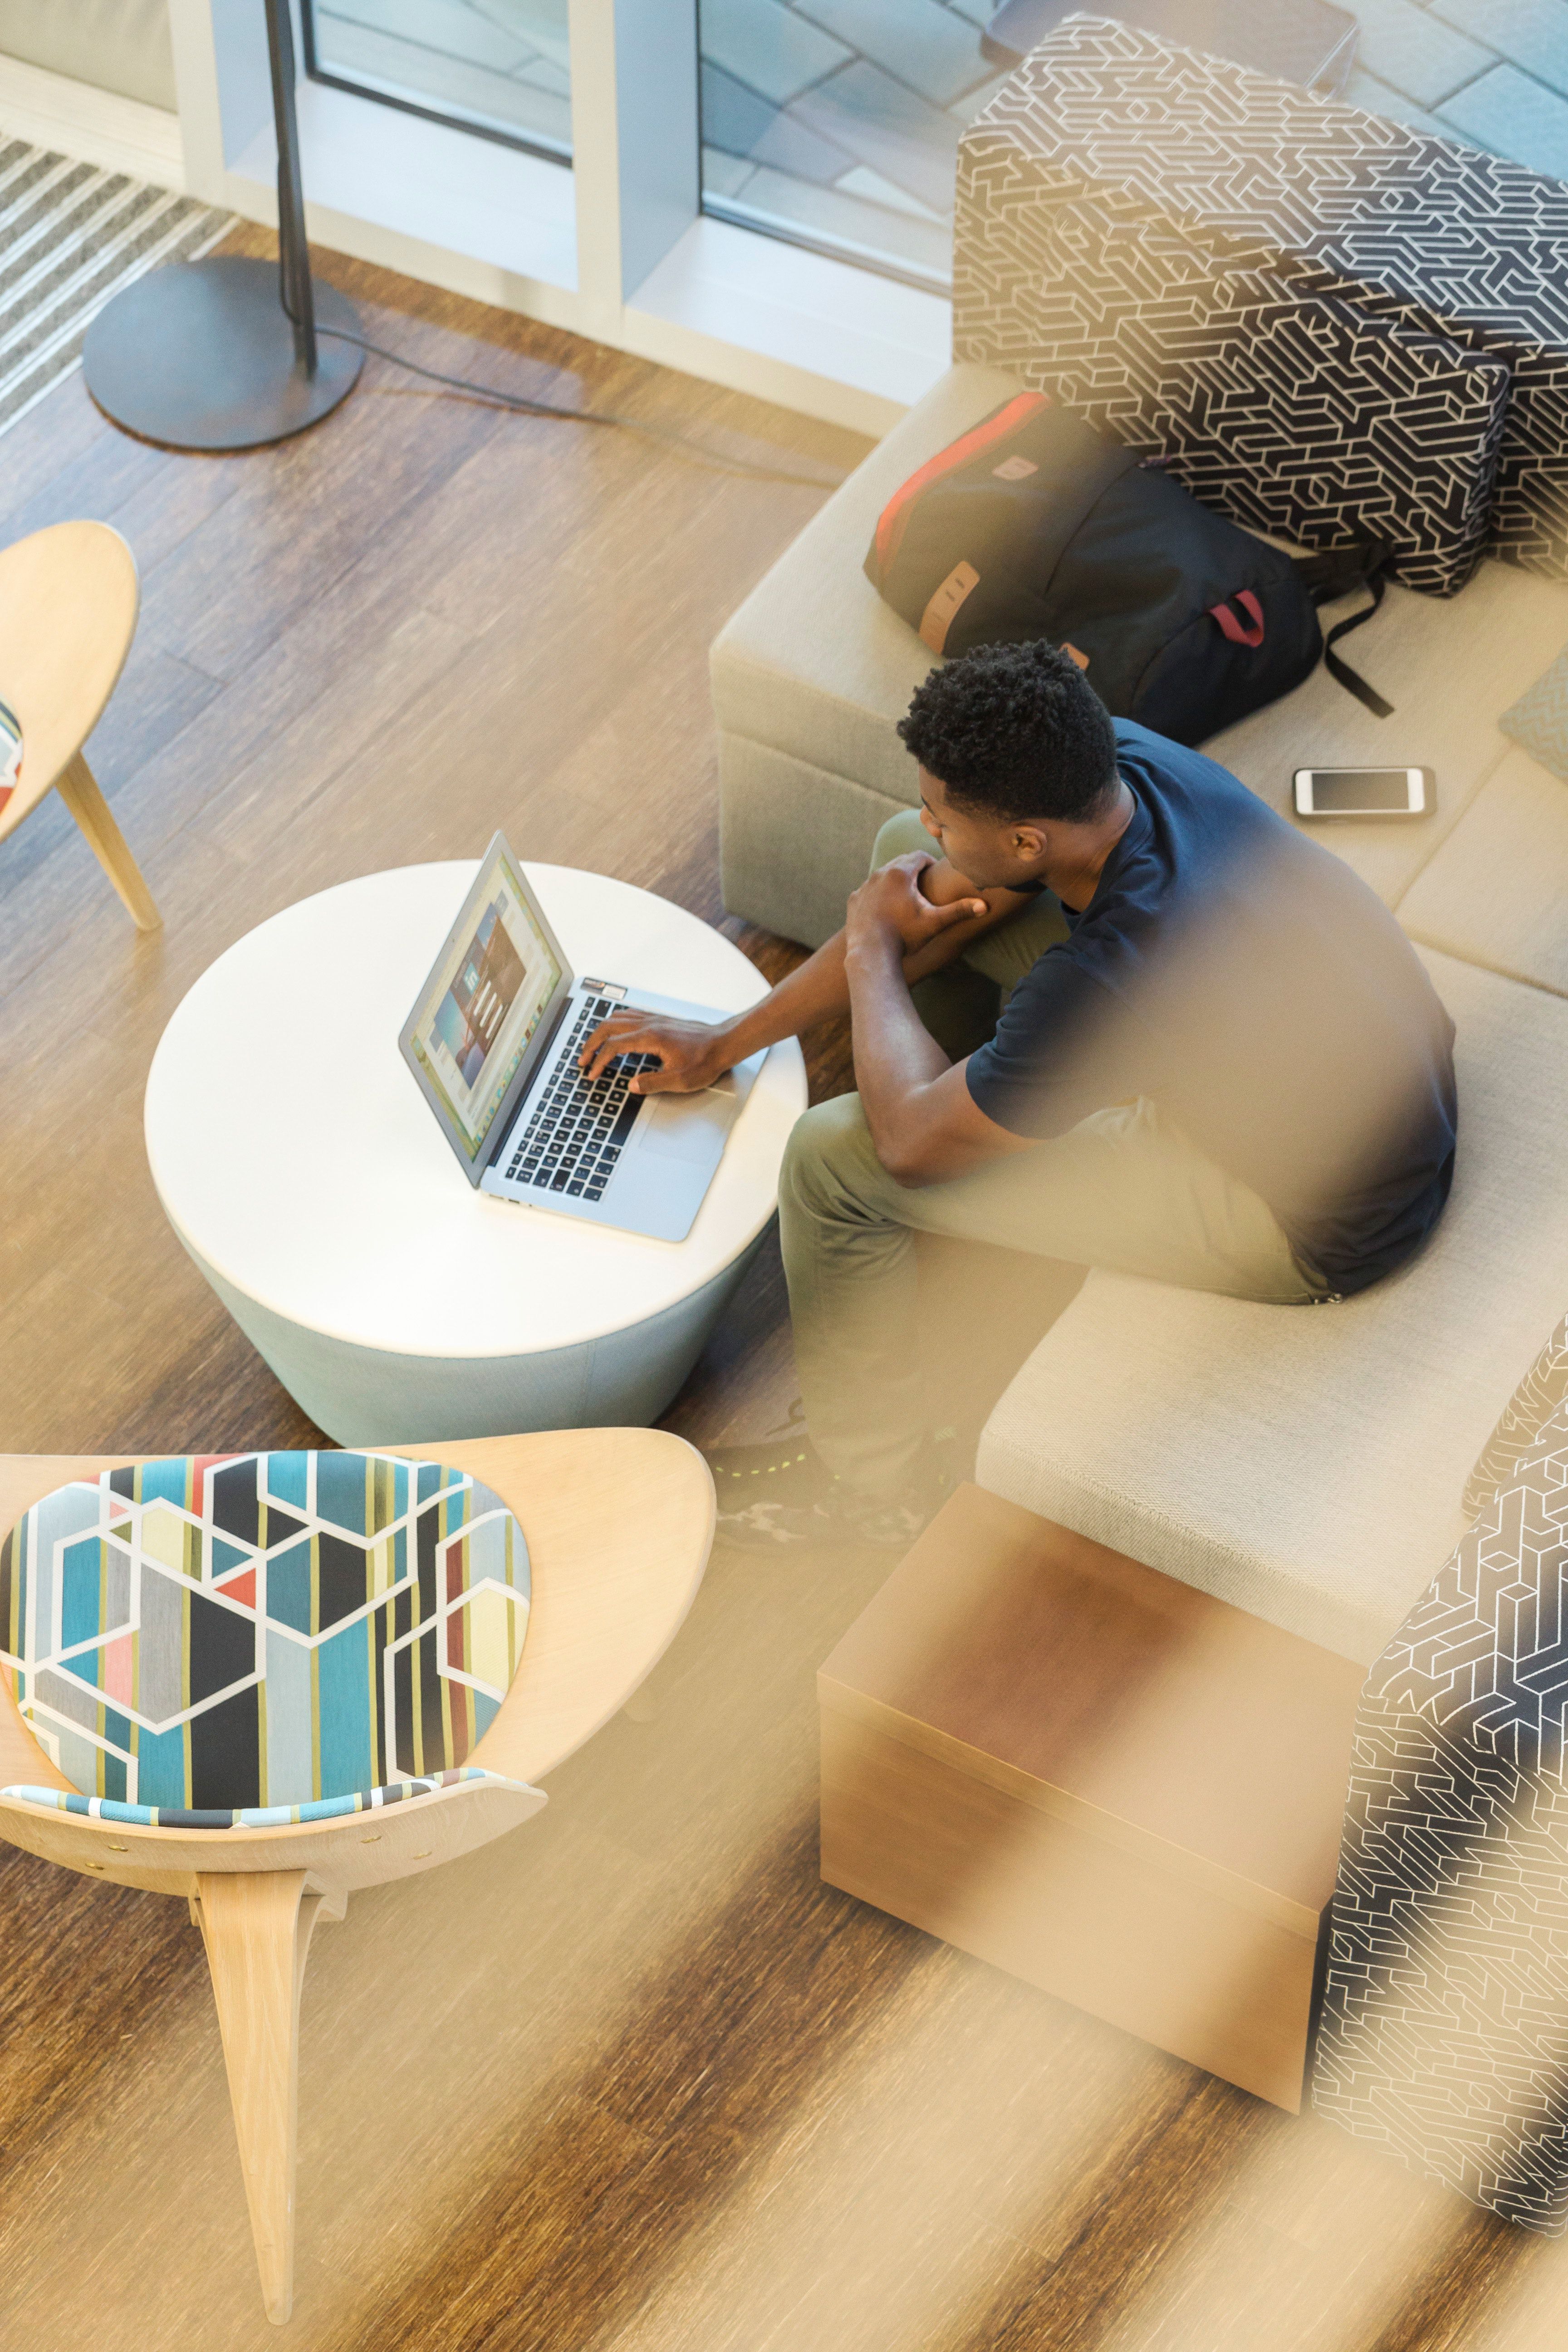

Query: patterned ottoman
[[1313, 1323, 1568, 2232], [0, 1450, 531, 1828], [954, 15, 1568, 591]]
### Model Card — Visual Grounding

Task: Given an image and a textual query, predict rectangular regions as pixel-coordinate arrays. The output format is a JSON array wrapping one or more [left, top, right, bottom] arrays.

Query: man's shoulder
[[1109, 723, 1412, 948], [1112, 718, 1264, 810], [1111, 720, 1331, 868]]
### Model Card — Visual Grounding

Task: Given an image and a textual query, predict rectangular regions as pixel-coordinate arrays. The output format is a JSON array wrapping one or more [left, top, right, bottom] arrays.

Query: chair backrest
[[0, 1451, 530, 1818]]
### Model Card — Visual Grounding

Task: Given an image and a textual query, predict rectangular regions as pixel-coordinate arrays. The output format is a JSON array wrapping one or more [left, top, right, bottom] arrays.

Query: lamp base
[[82, 257, 364, 452]]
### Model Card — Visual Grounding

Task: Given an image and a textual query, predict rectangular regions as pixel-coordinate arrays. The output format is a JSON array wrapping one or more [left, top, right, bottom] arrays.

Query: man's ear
[[1009, 823, 1049, 864]]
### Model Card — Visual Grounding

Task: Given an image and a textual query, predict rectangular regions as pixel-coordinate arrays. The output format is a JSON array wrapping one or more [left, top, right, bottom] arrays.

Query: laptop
[[399, 833, 762, 1243]]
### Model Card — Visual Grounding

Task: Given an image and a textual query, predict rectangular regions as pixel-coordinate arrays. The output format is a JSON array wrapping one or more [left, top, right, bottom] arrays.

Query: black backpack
[[864, 392, 1390, 744]]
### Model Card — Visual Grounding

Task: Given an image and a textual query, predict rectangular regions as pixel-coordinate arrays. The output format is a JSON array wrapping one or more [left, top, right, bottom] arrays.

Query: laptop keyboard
[[502, 996, 659, 1203]]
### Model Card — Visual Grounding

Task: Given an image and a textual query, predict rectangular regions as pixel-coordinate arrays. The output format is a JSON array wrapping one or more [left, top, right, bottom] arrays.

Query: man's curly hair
[[897, 640, 1118, 823]]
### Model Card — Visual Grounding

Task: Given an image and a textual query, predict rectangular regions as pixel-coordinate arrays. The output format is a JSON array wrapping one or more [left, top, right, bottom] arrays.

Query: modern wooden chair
[[0, 519, 160, 928], [0, 1428, 714, 2324]]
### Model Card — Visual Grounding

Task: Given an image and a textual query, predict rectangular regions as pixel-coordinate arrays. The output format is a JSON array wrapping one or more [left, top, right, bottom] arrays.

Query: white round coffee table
[[145, 862, 808, 1445]]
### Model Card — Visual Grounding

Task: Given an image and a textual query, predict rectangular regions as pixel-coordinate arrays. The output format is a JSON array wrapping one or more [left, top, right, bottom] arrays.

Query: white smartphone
[[1293, 766, 1434, 820]]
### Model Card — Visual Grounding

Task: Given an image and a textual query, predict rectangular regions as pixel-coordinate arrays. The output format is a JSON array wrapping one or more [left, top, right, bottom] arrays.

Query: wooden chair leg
[[194, 1871, 332, 2326], [54, 750, 161, 930]]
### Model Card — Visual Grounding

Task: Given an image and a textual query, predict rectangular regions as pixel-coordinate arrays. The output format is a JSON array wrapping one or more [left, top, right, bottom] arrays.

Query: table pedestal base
[[195, 1233, 769, 1444]]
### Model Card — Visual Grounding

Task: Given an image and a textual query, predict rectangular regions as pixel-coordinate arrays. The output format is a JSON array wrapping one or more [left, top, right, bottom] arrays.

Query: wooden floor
[[2, 230, 1567, 2349]]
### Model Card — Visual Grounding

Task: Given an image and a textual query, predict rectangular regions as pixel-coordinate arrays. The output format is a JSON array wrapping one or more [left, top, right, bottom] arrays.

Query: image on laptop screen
[[406, 841, 564, 1163]]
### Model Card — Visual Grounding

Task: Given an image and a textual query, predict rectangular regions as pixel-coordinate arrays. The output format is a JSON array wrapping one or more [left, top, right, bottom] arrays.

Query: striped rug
[[0, 137, 231, 439]]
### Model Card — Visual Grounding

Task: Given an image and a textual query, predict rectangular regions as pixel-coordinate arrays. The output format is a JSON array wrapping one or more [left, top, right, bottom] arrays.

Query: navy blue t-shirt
[[964, 722, 1458, 1294]]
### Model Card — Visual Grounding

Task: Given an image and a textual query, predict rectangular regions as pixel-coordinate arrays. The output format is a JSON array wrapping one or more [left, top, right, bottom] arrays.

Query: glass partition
[[303, 0, 572, 159], [697, 0, 1008, 288]]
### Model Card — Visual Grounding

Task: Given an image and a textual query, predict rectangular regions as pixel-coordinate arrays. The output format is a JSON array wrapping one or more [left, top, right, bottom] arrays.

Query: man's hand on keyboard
[[579, 1010, 727, 1095]]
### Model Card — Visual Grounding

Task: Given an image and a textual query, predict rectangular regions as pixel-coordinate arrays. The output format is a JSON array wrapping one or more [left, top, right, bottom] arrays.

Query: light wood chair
[[0, 1428, 714, 2324], [0, 519, 160, 928]]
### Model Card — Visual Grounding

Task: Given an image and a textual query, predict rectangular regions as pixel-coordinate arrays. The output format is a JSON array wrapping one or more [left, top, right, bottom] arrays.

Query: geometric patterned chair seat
[[0, 1451, 530, 1829]]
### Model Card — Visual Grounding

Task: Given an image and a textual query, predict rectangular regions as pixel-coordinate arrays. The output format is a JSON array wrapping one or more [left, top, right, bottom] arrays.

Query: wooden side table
[[819, 1485, 1364, 2109], [0, 520, 160, 929]]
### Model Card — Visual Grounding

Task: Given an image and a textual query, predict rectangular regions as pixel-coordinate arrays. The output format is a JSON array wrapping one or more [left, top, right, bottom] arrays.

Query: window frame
[[298, 0, 574, 167], [168, 0, 955, 436]]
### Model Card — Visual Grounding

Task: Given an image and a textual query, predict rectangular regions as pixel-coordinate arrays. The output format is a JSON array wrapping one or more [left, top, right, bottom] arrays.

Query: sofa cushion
[[961, 176, 1512, 596], [975, 951, 1568, 1663], [1397, 745, 1568, 998], [1204, 564, 1568, 908], [1501, 644, 1568, 782], [0, 1451, 530, 1812], [713, 362, 1024, 810], [952, 12, 1568, 580]]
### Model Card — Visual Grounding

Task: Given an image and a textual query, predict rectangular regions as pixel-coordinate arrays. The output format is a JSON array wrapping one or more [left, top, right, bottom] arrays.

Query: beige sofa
[[711, 361, 1568, 1664]]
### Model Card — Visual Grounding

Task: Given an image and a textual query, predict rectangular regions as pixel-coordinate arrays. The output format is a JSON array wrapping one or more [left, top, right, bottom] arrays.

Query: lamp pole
[[82, 0, 363, 451], [267, 0, 318, 372]]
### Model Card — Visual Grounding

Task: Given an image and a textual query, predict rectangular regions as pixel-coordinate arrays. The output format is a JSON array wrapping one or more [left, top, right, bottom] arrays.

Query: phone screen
[[1308, 769, 1413, 813]]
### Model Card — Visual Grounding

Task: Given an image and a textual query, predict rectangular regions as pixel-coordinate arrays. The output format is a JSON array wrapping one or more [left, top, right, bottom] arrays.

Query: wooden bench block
[[818, 1485, 1364, 2109]]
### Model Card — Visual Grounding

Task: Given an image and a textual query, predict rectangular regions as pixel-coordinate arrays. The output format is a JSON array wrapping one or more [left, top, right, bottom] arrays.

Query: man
[[581, 642, 1458, 1548]]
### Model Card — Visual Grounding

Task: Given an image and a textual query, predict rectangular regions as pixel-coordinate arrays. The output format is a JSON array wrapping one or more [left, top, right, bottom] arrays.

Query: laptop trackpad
[[638, 1088, 735, 1164]]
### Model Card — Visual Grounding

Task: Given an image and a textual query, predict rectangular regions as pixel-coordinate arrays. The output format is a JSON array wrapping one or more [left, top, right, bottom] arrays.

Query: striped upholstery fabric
[[0, 1767, 497, 1833], [0, 1454, 531, 1817], [0, 695, 20, 819]]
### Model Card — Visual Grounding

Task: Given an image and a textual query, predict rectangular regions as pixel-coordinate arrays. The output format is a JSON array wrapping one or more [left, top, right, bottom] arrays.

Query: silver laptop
[[399, 833, 761, 1243]]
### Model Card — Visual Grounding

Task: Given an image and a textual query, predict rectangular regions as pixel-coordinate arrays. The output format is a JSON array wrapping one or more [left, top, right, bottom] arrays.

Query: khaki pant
[[779, 810, 1326, 1498]]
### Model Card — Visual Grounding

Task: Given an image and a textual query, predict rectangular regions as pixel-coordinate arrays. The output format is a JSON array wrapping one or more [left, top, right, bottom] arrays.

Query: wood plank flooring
[[2, 230, 1566, 2349]]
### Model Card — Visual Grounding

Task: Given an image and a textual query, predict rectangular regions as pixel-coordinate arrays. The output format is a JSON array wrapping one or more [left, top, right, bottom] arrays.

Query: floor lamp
[[83, 0, 363, 451]]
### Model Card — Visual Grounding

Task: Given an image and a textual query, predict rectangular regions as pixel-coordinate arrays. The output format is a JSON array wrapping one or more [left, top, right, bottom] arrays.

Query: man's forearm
[[703, 931, 854, 1072], [702, 892, 1004, 1074], [845, 928, 949, 1168]]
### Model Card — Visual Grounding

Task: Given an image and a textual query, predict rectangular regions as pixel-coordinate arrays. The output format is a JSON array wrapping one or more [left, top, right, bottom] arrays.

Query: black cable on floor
[[294, 306, 849, 491]]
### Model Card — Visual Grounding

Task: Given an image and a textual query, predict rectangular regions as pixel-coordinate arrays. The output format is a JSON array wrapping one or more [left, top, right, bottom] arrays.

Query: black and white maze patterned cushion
[[1312, 1393, 1568, 2234], [1465, 1314, 1568, 1525], [953, 183, 1510, 595], [953, 14, 1568, 584]]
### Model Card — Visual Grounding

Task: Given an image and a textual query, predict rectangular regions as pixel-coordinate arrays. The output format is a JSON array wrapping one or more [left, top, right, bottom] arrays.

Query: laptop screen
[[402, 837, 567, 1167]]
